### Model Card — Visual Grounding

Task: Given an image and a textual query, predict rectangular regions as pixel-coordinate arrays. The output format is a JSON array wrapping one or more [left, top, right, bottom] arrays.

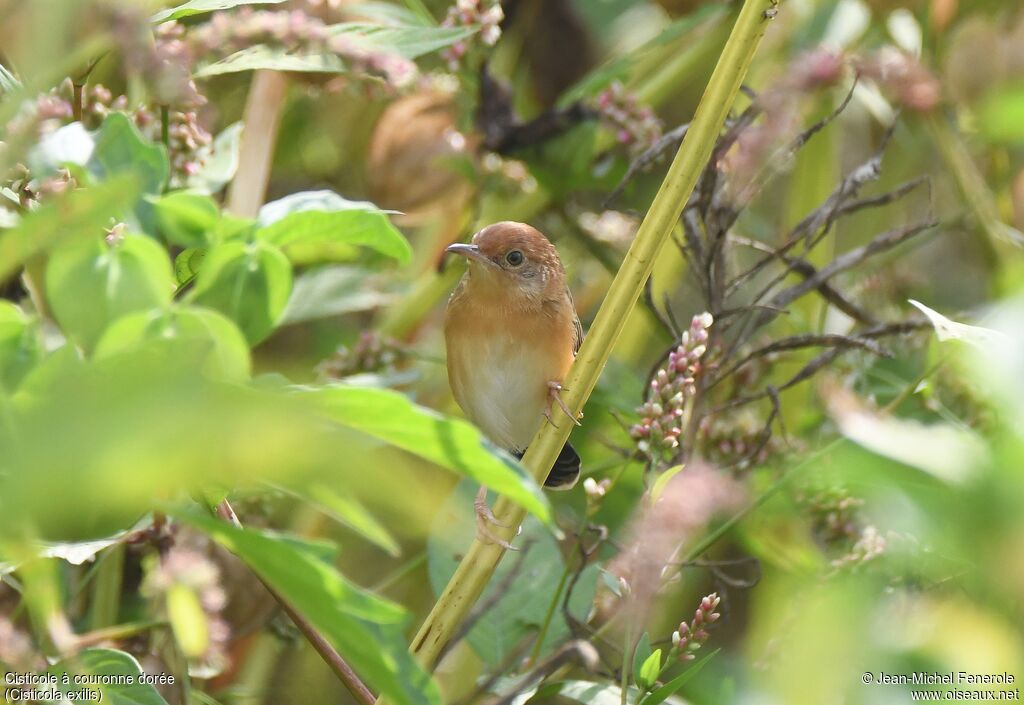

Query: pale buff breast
[[445, 303, 574, 453]]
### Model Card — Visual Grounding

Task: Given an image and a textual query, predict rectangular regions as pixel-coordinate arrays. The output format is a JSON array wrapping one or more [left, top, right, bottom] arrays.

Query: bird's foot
[[544, 380, 582, 427], [474, 486, 519, 551]]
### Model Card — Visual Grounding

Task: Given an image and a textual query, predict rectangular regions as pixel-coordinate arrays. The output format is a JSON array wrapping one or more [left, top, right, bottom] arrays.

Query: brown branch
[[215, 500, 376, 705], [226, 70, 289, 217]]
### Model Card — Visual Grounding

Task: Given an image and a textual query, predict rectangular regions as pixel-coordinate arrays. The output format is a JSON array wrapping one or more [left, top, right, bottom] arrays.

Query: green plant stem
[[75, 619, 165, 648], [376, 4, 776, 698], [621, 623, 632, 705]]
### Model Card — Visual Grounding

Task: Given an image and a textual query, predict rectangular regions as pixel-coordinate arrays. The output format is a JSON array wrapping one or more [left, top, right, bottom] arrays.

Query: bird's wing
[[568, 287, 584, 356]]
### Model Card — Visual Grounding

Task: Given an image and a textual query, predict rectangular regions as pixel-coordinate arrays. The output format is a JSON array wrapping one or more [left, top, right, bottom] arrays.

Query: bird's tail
[[544, 441, 581, 490], [512, 442, 581, 490]]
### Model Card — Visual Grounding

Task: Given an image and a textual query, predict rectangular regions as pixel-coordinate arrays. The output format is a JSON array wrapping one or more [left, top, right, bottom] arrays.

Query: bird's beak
[[444, 243, 492, 267]]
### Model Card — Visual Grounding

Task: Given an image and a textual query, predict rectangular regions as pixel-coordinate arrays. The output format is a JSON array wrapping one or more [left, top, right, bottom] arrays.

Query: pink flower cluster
[[440, 0, 505, 71], [671, 592, 721, 661], [594, 81, 663, 155]]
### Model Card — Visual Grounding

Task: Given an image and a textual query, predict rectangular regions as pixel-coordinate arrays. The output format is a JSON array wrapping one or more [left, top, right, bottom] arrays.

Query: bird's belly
[[448, 332, 559, 452]]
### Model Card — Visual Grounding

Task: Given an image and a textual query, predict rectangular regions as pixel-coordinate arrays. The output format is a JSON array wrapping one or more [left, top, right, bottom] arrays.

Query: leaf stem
[[380, 2, 777, 695]]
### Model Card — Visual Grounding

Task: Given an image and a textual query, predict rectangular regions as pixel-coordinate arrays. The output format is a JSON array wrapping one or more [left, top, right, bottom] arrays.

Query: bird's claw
[[474, 486, 519, 551], [545, 380, 582, 427]]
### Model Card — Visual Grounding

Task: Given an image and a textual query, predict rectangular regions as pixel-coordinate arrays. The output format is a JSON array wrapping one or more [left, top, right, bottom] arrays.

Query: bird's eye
[[505, 250, 525, 267]]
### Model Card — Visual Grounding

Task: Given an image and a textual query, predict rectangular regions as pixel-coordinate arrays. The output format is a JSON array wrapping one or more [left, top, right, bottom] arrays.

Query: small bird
[[444, 222, 582, 547]]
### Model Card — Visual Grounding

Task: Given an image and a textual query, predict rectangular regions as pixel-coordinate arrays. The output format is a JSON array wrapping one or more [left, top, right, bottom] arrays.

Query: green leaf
[[427, 482, 595, 665], [45, 234, 176, 351], [650, 465, 684, 504], [174, 510, 440, 705], [0, 60, 20, 94], [553, 681, 643, 705], [87, 113, 169, 232], [151, 0, 286, 23], [0, 177, 139, 282], [0, 302, 42, 393], [190, 239, 293, 344], [152, 191, 221, 247], [638, 649, 720, 705], [331, 22, 477, 59], [307, 386, 552, 524], [348, 2, 434, 27], [195, 45, 346, 77], [27, 121, 95, 176], [94, 305, 251, 383], [282, 265, 393, 324], [282, 482, 401, 556], [175, 247, 208, 285], [632, 632, 654, 687], [636, 649, 663, 691], [47, 648, 171, 705], [256, 190, 411, 265], [185, 121, 243, 195]]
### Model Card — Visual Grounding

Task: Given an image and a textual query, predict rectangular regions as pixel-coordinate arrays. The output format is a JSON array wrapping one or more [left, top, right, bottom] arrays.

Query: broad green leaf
[[196, 46, 346, 77], [282, 265, 393, 324], [551, 681, 643, 705], [152, 0, 286, 23], [175, 247, 208, 285], [185, 121, 243, 194], [0, 177, 138, 282], [46, 234, 176, 351], [636, 649, 663, 691], [190, 240, 293, 344], [256, 190, 411, 265], [428, 481, 595, 665], [632, 632, 654, 687], [308, 386, 552, 524], [282, 482, 401, 556], [152, 191, 221, 247], [331, 22, 477, 59], [638, 649, 720, 705], [95, 305, 251, 383], [0, 60, 20, 94], [175, 510, 440, 705], [47, 648, 170, 705], [0, 302, 42, 392], [87, 113, 169, 232]]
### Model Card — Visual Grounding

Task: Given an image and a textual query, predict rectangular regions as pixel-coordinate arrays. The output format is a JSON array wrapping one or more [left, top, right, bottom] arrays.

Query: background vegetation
[[1, 0, 1023, 704]]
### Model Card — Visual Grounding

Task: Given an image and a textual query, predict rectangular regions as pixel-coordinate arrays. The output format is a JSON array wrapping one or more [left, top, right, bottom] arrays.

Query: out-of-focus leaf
[[256, 190, 410, 265], [330, 22, 477, 59], [167, 583, 209, 658], [0, 302, 42, 392], [195, 46, 346, 77], [638, 649, 720, 705], [636, 649, 663, 691], [185, 121, 243, 194], [175, 510, 440, 705], [909, 299, 1010, 349], [174, 247, 208, 285], [0, 61, 20, 94], [632, 632, 654, 687], [47, 649, 170, 705], [46, 234, 176, 351], [827, 384, 986, 484], [27, 121, 94, 175], [650, 465, 684, 504], [95, 305, 251, 383], [0, 176, 138, 281], [976, 86, 1024, 144], [282, 266, 393, 324], [550, 681, 643, 705], [152, 191, 221, 247], [38, 534, 126, 565], [282, 483, 401, 556], [190, 239, 293, 344], [87, 113, 169, 232], [348, 2, 434, 26], [151, 0, 286, 23], [309, 387, 552, 524], [428, 482, 594, 665]]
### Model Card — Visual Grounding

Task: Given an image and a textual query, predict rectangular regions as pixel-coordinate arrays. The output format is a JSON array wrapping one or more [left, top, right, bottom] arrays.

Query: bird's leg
[[474, 486, 518, 551], [544, 380, 582, 426]]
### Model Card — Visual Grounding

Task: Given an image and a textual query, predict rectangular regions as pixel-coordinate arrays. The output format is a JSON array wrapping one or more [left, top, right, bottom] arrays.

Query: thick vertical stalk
[[382, 0, 778, 692], [226, 70, 289, 218]]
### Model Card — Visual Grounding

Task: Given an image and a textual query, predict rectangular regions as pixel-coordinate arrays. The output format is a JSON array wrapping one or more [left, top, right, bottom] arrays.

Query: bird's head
[[445, 221, 566, 303]]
